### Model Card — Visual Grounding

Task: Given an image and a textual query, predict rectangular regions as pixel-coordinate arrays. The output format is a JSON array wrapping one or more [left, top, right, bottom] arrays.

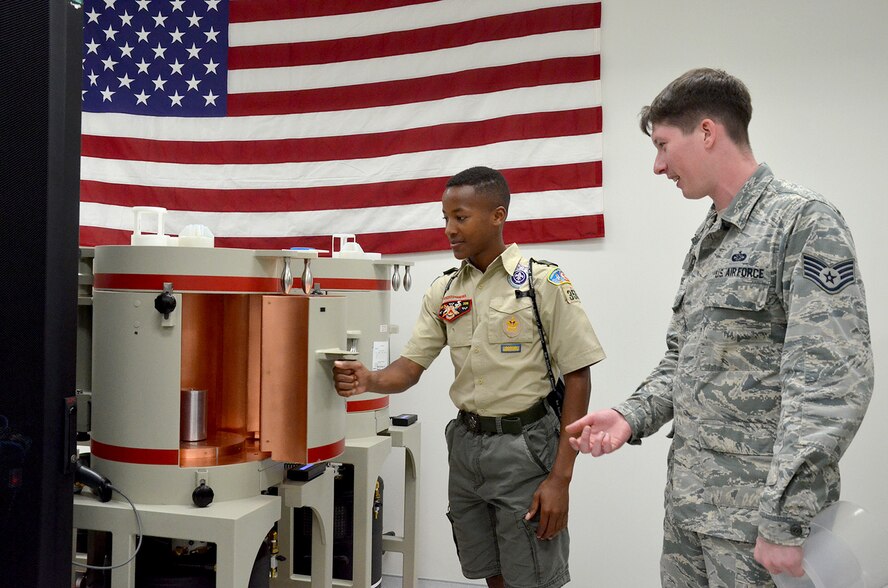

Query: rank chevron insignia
[[802, 254, 855, 294]]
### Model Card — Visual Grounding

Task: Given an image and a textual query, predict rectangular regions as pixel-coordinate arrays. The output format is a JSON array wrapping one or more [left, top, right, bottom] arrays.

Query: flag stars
[[136, 27, 150, 43], [169, 59, 185, 75], [186, 11, 202, 27], [186, 43, 201, 59], [86, 38, 100, 54], [203, 90, 218, 106], [100, 85, 115, 102], [204, 27, 219, 43], [103, 24, 119, 41], [185, 75, 201, 91], [87, 70, 99, 86], [169, 27, 185, 43], [119, 10, 134, 26], [152, 43, 167, 59], [135, 58, 151, 74], [101, 55, 118, 71], [203, 58, 219, 75], [103, 0, 116, 9], [170, 0, 185, 12], [152, 12, 168, 28], [152, 74, 168, 91], [169, 90, 184, 107], [136, 0, 151, 11], [205, 0, 220, 11], [117, 73, 135, 88], [120, 42, 134, 58], [85, 7, 101, 24], [135, 89, 151, 105]]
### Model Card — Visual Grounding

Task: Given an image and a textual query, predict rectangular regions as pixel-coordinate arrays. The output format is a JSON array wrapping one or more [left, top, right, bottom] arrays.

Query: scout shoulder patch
[[562, 285, 581, 304], [508, 263, 529, 288], [547, 267, 571, 286], [438, 298, 472, 322], [803, 254, 855, 294]]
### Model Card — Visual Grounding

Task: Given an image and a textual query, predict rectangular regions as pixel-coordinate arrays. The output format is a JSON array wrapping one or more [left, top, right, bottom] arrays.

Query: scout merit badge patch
[[438, 298, 471, 322], [547, 267, 581, 304], [509, 263, 529, 288], [803, 254, 855, 294]]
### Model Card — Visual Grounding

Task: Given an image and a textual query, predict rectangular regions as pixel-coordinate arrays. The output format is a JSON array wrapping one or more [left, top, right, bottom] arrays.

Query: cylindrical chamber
[[180, 389, 208, 442]]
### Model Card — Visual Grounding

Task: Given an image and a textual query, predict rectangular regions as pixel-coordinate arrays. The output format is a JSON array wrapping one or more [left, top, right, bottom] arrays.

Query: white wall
[[379, 1, 888, 585]]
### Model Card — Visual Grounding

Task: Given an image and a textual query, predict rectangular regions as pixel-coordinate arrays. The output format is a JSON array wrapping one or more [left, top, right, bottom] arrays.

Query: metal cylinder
[[180, 389, 207, 442]]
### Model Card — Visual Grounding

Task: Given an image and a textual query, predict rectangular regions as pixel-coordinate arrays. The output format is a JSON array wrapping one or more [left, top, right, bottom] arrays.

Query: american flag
[[80, 0, 603, 253]]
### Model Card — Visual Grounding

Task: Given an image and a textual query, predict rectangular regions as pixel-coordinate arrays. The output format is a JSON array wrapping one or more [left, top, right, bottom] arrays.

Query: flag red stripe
[[228, 55, 600, 116], [81, 108, 601, 165], [80, 215, 605, 254], [229, 5, 600, 70], [230, 0, 436, 23], [80, 162, 603, 211]]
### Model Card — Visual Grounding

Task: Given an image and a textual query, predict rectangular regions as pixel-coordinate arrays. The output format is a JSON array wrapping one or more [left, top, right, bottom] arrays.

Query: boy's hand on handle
[[565, 409, 632, 456], [333, 360, 370, 397]]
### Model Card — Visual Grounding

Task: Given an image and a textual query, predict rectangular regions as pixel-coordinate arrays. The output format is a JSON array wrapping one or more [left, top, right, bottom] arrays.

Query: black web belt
[[457, 400, 548, 435]]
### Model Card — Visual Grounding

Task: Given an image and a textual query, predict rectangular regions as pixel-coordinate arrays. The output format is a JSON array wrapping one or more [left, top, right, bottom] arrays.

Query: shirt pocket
[[445, 308, 474, 347], [487, 295, 535, 344], [697, 282, 781, 372], [696, 420, 773, 509]]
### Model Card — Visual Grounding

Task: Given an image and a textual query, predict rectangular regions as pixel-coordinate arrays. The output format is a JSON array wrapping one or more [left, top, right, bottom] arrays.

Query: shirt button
[[478, 377, 484, 385], [789, 524, 804, 537], [473, 348, 479, 354]]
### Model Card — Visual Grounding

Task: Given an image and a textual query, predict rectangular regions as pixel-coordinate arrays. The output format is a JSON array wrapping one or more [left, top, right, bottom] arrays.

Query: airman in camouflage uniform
[[567, 69, 873, 587]]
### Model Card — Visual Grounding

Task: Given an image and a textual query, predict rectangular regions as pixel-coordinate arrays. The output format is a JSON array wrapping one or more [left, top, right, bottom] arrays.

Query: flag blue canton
[[82, 0, 228, 117]]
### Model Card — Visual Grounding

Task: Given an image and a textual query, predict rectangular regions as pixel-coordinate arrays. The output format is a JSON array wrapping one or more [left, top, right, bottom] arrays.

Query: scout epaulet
[[532, 258, 558, 267], [441, 267, 459, 296]]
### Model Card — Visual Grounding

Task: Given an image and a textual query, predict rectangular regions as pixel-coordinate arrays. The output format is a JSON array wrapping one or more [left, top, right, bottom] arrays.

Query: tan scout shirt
[[401, 243, 604, 416]]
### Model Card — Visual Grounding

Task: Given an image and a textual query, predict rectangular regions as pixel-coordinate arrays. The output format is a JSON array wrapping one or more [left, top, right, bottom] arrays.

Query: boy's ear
[[492, 205, 507, 226]]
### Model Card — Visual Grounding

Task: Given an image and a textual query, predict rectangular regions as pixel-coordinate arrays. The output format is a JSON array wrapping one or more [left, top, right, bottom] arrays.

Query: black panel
[[0, 1, 82, 586]]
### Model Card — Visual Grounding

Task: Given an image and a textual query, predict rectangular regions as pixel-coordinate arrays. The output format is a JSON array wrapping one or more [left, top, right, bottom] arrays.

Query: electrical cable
[[71, 484, 143, 571]]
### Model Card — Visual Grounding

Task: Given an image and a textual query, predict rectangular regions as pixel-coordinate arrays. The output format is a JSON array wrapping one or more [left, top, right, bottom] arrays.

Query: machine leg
[[273, 467, 335, 588], [382, 421, 421, 588], [340, 435, 392, 588], [73, 494, 280, 588]]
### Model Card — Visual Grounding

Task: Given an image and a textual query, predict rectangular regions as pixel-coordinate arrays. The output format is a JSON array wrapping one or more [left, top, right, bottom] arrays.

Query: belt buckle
[[463, 413, 480, 433]]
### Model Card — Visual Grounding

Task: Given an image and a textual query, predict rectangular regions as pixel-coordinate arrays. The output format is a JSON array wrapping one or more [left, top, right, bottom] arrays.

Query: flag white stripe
[[229, 29, 600, 94], [81, 134, 602, 189], [80, 188, 604, 237], [81, 81, 601, 142], [230, 0, 594, 46]]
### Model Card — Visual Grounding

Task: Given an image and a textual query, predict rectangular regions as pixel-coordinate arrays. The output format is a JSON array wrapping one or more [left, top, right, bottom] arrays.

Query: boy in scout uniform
[[334, 166, 605, 588], [567, 68, 873, 587]]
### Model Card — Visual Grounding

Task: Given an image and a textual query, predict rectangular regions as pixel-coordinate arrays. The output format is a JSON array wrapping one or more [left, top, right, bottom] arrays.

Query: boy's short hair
[[446, 166, 511, 211], [639, 68, 753, 148]]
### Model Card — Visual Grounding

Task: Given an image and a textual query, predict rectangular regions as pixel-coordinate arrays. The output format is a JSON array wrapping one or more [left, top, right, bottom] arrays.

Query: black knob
[[154, 291, 176, 319], [192, 482, 214, 507]]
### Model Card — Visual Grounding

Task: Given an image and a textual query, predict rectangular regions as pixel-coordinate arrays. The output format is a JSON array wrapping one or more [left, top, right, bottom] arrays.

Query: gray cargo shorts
[[444, 405, 570, 588]]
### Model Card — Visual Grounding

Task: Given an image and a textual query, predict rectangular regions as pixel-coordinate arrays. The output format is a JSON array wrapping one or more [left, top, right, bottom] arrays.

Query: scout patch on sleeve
[[803, 254, 855, 294], [547, 267, 572, 286], [438, 299, 472, 322], [562, 285, 581, 304]]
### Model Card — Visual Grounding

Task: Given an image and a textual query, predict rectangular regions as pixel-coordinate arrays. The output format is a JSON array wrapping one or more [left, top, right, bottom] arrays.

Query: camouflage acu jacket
[[615, 164, 873, 546]]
